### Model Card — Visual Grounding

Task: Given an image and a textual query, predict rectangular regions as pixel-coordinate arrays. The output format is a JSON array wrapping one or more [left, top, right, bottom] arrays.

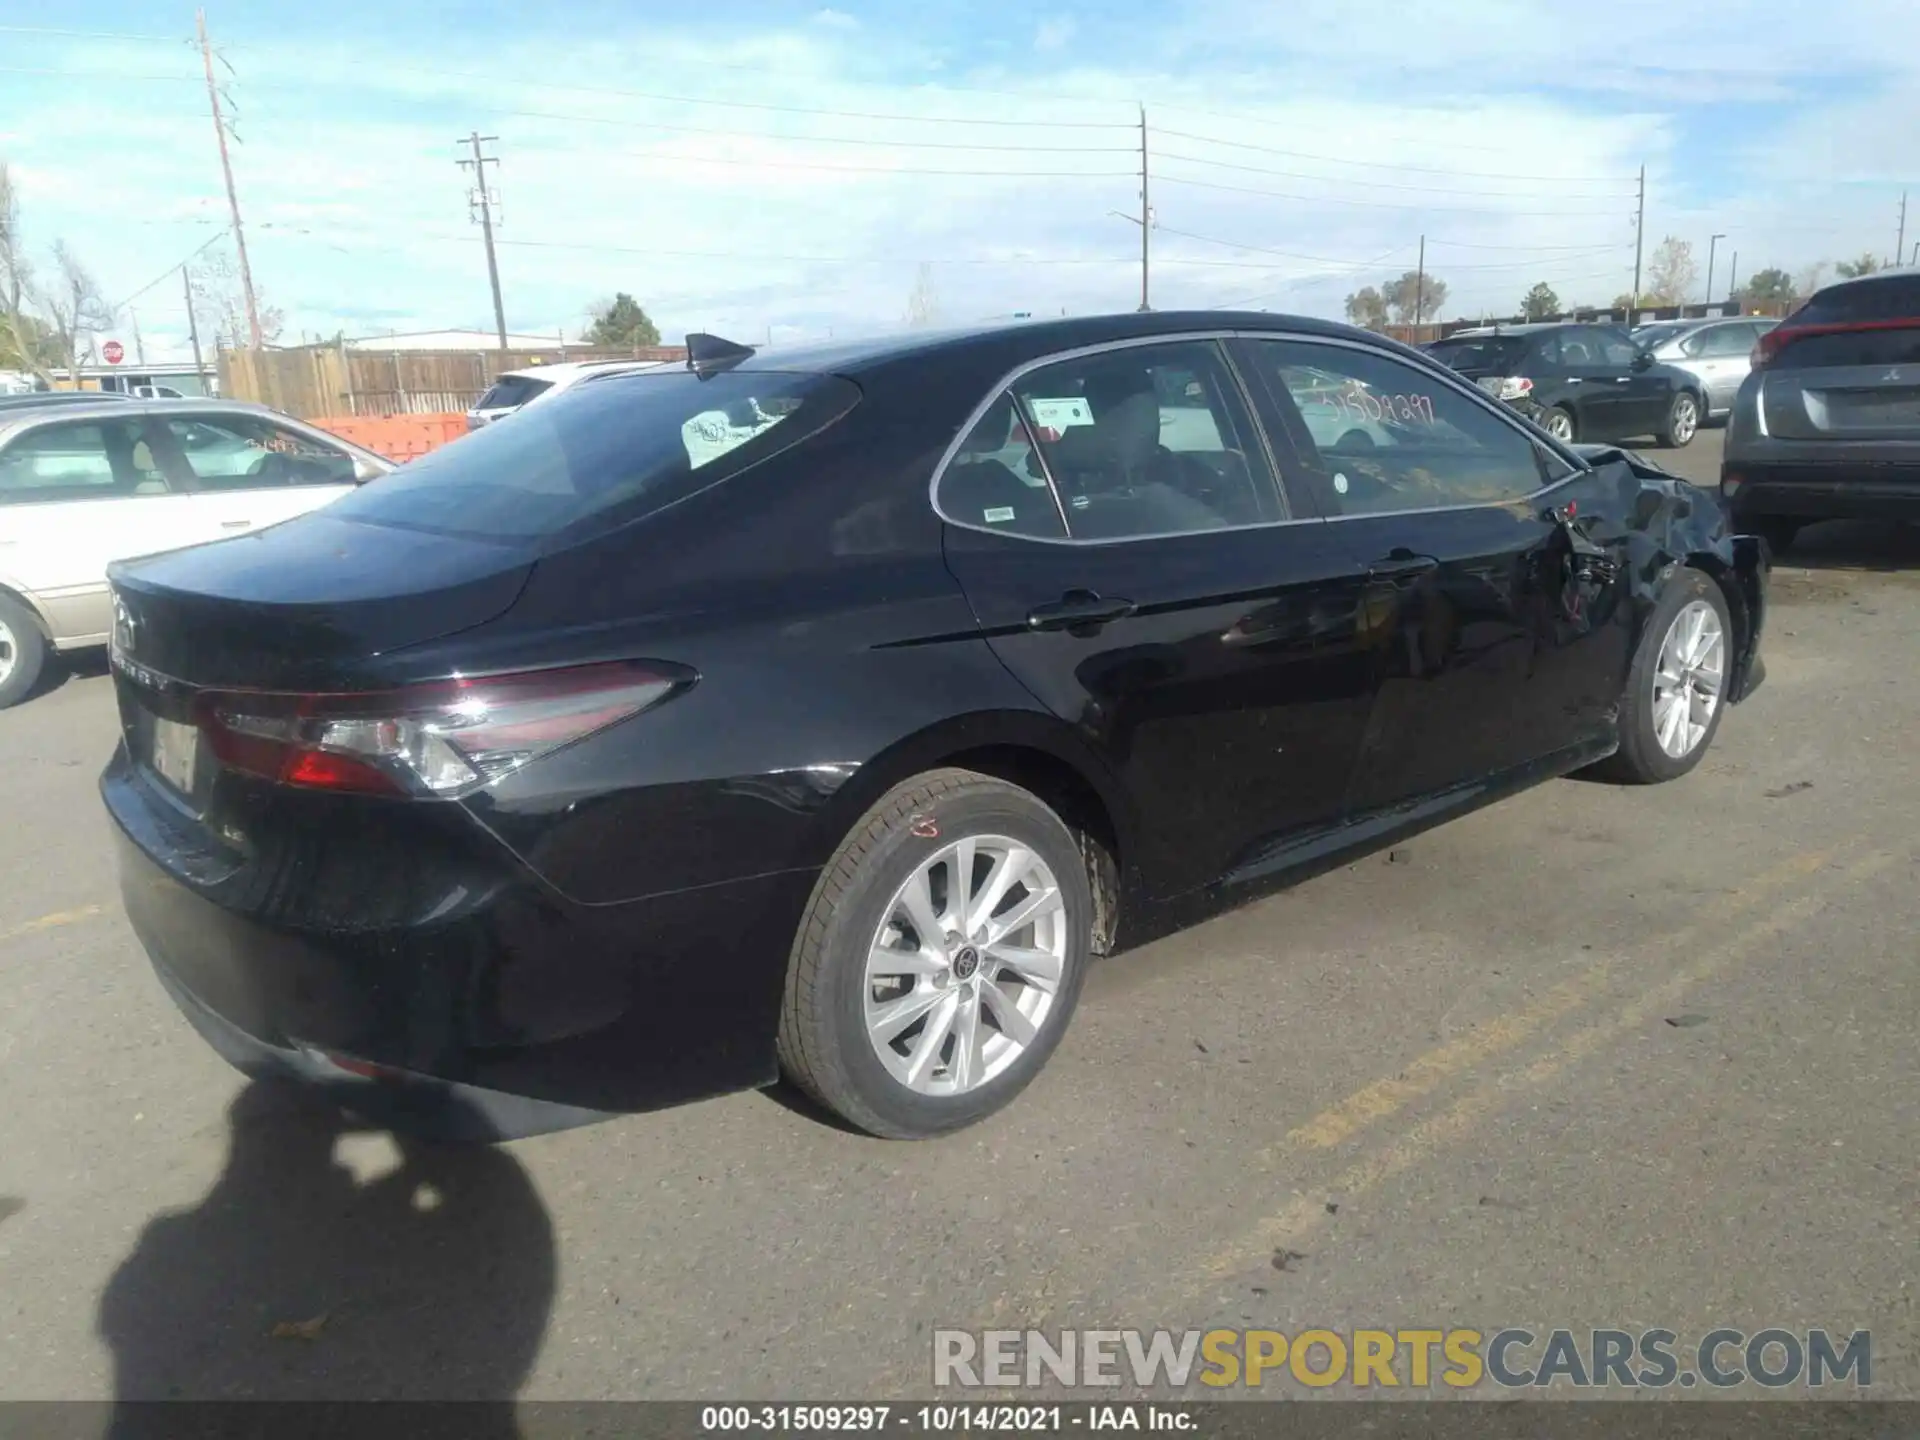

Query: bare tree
[[904, 263, 938, 329], [35, 241, 112, 383], [1644, 236, 1698, 306], [0, 162, 47, 380], [1383, 269, 1447, 326], [191, 245, 283, 350], [1343, 286, 1388, 331], [1793, 260, 1830, 303], [1835, 252, 1882, 279]]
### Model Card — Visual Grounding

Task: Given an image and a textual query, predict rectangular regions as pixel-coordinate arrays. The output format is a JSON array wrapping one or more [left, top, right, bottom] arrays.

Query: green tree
[[584, 293, 661, 348], [1835, 252, 1882, 279], [1520, 282, 1561, 321], [1383, 270, 1447, 326], [1739, 267, 1797, 315]]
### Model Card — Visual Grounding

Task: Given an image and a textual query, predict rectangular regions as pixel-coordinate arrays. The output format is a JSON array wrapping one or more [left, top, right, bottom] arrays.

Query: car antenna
[[686, 332, 757, 379]]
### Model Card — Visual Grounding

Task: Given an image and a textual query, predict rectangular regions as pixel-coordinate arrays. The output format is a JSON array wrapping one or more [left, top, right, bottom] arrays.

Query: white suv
[[466, 360, 674, 431], [0, 398, 391, 708]]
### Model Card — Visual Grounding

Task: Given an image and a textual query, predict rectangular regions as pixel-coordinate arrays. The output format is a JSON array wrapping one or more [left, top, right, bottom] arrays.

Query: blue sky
[[3, 0, 1915, 362]]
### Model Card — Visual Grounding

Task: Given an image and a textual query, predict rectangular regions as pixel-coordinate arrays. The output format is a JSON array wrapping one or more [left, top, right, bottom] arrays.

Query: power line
[[505, 140, 1132, 180], [1150, 128, 1636, 187], [1152, 149, 1635, 199], [1152, 172, 1622, 217], [1152, 224, 1629, 271], [0, 24, 186, 42], [498, 108, 1135, 154], [109, 231, 231, 312]]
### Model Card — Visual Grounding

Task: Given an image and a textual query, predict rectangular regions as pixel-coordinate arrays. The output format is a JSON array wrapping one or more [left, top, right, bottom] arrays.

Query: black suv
[[1427, 323, 1706, 449]]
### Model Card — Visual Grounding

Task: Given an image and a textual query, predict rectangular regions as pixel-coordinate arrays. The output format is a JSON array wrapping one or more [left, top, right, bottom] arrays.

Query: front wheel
[[0, 595, 48, 710], [777, 768, 1093, 1139], [1658, 391, 1700, 448], [1542, 405, 1576, 443], [1592, 568, 1731, 785]]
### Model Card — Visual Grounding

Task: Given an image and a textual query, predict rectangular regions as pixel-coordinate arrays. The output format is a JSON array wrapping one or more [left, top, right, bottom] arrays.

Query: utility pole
[[130, 308, 145, 365], [1728, 252, 1739, 307], [197, 8, 262, 350], [459, 133, 509, 349], [1706, 233, 1726, 308], [1897, 191, 1908, 271], [1629, 165, 1646, 318], [1414, 234, 1426, 338], [1137, 105, 1151, 312], [182, 266, 208, 393]]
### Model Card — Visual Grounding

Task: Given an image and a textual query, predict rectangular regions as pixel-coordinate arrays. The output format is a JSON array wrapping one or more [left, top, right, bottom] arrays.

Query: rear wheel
[[1748, 516, 1803, 555], [0, 595, 47, 710], [777, 768, 1093, 1139], [1592, 569, 1731, 785], [1542, 405, 1576, 443], [1657, 391, 1700, 448]]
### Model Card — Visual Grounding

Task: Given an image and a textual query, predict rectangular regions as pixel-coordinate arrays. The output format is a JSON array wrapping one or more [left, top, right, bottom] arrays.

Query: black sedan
[[101, 313, 1769, 1141], [1427, 323, 1707, 449]]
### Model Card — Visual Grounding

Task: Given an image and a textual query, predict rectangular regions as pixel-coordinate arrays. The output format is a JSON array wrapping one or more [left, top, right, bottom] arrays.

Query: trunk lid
[[107, 511, 534, 691]]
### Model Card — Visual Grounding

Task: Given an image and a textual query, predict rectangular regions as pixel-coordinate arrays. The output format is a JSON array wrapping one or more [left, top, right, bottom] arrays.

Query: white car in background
[[465, 359, 676, 431], [0, 397, 392, 708]]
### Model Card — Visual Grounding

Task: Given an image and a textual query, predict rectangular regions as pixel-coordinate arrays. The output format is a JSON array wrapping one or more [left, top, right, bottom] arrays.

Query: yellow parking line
[[1273, 847, 1837, 1157], [0, 905, 104, 945], [1202, 849, 1895, 1280]]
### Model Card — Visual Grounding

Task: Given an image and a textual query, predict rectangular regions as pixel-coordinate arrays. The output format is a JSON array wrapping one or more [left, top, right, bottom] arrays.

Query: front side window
[[475, 375, 553, 411], [1593, 328, 1643, 367], [0, 420, 170, 505], [328, 368, 859, 545], [1247, 338, 1562, 516], [1006, 340, 1279, 540], [164, 416, 358, 491]]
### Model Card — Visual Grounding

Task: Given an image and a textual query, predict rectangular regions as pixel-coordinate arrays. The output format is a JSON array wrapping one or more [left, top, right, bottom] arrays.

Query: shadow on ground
[[1779, 518, 1920, 574], [96, 1080, 554, 1434]]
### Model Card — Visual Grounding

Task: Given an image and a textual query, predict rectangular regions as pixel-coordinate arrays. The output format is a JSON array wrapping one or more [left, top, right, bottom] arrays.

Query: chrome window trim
[[927, 328, 1590, 548]]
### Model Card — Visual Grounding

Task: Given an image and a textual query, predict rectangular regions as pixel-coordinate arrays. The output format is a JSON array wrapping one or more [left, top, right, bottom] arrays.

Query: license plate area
[[149, 715, 201, 798]]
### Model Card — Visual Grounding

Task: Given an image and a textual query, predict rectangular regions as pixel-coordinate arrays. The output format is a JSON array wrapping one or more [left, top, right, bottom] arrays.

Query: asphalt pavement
[[2, 428, 1916, 1403]]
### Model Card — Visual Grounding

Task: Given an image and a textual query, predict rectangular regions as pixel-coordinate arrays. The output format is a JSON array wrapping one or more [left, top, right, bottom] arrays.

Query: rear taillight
[[201, 661, 682, 798], [1476, 375, 1534, 402], [1752, 316, 1919, 371], [1750, 327, 1792, 371]]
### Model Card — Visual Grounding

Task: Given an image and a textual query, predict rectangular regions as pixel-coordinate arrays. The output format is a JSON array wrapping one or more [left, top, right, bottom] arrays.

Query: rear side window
[[0, 420, 171, 505], [475, 375, 554, 411], [1775, 278, 1920, 369], [328, 369, 859, 544], [1426, 336, 1527, 371], [939, 393, 1065, 539], [1794, 276, 1920, 326]]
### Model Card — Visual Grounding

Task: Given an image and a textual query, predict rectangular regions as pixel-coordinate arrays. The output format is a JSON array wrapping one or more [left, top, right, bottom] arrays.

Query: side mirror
[[1631, 350, 1654, 372], [353, 457, 385, 483]]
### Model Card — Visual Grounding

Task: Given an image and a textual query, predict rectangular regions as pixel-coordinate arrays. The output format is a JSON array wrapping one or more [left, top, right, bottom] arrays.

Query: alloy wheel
[[1651, 599, 1723, 758], [1544, 409, 1574, 442], [1671, 396, 1698, 445], [0, 618, 15, 688], [863, 834, 1068, 1096]]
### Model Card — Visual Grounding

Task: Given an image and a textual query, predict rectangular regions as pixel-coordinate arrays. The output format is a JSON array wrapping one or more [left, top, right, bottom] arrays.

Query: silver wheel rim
[[0, 617, 15, 687], [863, 833, 1068, 1097], [1545, 410, 1573, 441], [1652, 599, 1723, 758], [1672, 397, 1697, 444]]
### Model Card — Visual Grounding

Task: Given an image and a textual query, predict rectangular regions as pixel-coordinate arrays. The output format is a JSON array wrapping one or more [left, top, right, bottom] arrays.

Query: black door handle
[[1027, 590, 1137, 633], [1367, 551, 1439, 586]]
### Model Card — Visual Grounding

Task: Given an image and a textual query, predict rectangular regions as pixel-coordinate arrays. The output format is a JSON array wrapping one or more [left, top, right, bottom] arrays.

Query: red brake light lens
[[202, 661, 682, 797], [1750, 327, 1791, 371]]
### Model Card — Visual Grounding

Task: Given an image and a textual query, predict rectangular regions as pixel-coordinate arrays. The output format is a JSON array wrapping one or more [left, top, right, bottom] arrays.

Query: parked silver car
[[1721, 269, 1920, 552], [1630, 316, 1778, 421]]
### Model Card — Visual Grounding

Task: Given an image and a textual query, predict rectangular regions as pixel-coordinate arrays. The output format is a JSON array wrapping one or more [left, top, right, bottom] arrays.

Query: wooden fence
[[220, 342, 687, 419]]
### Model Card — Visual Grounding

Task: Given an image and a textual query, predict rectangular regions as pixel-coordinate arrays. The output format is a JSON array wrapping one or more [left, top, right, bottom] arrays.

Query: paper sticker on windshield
[[983, 506, 1016, 524], [1333, 473, 1350, 494]]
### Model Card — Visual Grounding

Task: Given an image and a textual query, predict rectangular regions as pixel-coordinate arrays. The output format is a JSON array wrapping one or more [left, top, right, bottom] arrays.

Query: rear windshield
[[474, 375, 555, 411], [1425, 336, 1528, 371], [329, 368, 860, 543], [1793, 275, 1920, 326]]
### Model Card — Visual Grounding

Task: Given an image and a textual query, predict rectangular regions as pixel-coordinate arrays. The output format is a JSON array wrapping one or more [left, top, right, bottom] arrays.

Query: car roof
[[717, 310, 1396, 378], [491, 359, 675, 384], [0, 390, 136, 409], [0, 397, 391, 462]]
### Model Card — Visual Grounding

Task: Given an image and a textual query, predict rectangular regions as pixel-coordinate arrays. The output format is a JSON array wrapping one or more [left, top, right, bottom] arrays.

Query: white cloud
[[1034, 17, 1078, 51], [5, 0, 1915, 363], [812, 8, 860, 29]]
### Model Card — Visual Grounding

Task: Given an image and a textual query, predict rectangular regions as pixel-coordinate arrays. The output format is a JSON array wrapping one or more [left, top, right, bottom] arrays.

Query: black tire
[[1747, 515, 1802, 555], [1591, 568, 1731, 785], [1657, 390, 1700, 448], [0, 594, 47, 711], [1543, 405, 1577, 444], [777, 768, 1093, 1139]]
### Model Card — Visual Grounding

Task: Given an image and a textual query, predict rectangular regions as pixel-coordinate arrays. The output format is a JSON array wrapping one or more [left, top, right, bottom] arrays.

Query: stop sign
[[102, 340, 125, 365]]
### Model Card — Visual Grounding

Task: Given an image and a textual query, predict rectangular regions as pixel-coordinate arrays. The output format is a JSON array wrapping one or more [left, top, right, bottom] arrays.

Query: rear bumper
[[105, 753, 815, 1140], [1723, 456, 1920, 521]]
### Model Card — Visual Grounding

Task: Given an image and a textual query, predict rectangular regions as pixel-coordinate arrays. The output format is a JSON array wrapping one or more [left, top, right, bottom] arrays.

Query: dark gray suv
[[1722, 269, 1920, 551]]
